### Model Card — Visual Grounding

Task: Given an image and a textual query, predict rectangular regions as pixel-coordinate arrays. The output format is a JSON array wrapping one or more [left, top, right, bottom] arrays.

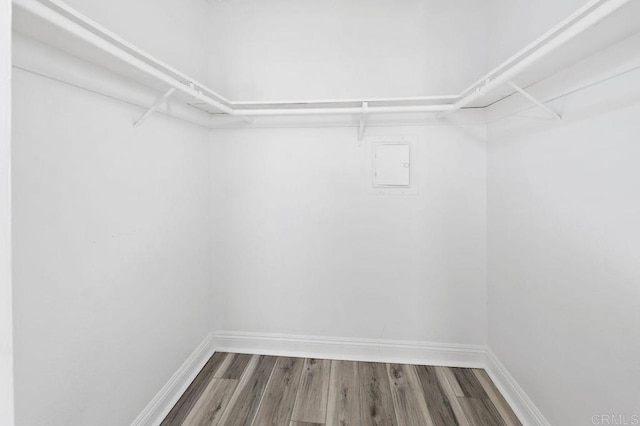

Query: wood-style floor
[[161, 352, 522, 426]]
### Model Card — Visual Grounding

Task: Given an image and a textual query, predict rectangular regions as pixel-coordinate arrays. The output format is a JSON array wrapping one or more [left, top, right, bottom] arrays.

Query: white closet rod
[[13, 64, 215, 128], [32, 0, 233, 106], [232, 104, 453, 116], [228, 95, 458, 106], [15, 58, 640, 129], [488, 61, 640, 124], [13, 0, 457, 116], [15, 0, 457, 116], [14, 0, 235, 115], [13, 0, 633, 118], [448, 0, 632, 116], [459, 0, 608, 98]]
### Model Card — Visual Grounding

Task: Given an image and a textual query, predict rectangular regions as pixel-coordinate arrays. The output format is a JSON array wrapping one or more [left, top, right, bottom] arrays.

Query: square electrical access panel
[[373, 143, 411, 186], [366, 135, 417, 195]]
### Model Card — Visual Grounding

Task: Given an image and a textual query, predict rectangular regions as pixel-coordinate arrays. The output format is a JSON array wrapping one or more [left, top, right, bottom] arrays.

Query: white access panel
[[373, 144, 410, 186]]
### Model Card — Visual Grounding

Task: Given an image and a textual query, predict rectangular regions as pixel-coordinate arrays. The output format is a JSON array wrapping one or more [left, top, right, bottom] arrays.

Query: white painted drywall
[[1, 0, 14, 424], [210, 125, 488, 345], [487, 62, 640, 424], [12, 68, 212, 425], [206, 0, 487, 100]]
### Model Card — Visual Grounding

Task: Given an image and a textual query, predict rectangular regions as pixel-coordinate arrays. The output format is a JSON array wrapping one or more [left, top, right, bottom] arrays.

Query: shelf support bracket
[[134, 88, 176, 127], [358, 102, 368, 141], [508, 81, 562, 121]]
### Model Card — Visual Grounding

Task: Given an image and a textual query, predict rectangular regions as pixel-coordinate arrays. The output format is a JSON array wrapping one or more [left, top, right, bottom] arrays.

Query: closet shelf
[[11, 0, 640, 127]]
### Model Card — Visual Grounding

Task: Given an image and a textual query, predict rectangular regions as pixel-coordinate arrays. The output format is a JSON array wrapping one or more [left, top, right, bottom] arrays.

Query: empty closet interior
[[5, 0, 640, 424]]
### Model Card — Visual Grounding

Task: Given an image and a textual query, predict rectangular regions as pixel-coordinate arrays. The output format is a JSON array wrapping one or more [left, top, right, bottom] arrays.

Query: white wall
[[11, 0, 217, 424], [486, 0, 587, 69], [487, 65, 640, 425], [1, 0, 14, 424], [11, 69, 212, 425], [206, 0, 489, 348], [210, 125, 487, 345], [206, 0, 487, 100]]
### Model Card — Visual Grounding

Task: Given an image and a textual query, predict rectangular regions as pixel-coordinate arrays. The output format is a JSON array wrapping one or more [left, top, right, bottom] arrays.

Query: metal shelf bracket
[[508, 81, 562, 121], [358, 101, 368, 141], [134, 87, 176, 127]]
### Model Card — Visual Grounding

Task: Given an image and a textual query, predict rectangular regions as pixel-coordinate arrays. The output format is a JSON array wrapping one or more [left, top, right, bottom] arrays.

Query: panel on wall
[[373, 144, 410, 187], [366, 135, 418, 195]]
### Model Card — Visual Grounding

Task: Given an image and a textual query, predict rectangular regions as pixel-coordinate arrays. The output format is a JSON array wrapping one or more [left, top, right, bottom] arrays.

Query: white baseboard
[[132, 331, 549, 426], [212, 331, 487, 368], [130, 333, 215, 426], [485, 349, 551, 426]]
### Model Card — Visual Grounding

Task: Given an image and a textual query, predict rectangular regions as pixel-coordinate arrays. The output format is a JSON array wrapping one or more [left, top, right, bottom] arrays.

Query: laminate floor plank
[[326, 360, 359, 426], [387, 364, 433, 426], [216, 355, 278, 426], [214, 353, 252, 380], [415, 365, 461, 426], [357, 362, 397, 426], [161, 352, 228, 425], [291, 358, 331, 424], [434, 367, 470, 426], [451, 368, 488, 399], [290, 422, 324, 426], [181, 378, 238, 426], [459, 397, 506, 426], [439, 367, 466, 398], [473, 369, 522, 426], [253, 357, 305, 426]]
